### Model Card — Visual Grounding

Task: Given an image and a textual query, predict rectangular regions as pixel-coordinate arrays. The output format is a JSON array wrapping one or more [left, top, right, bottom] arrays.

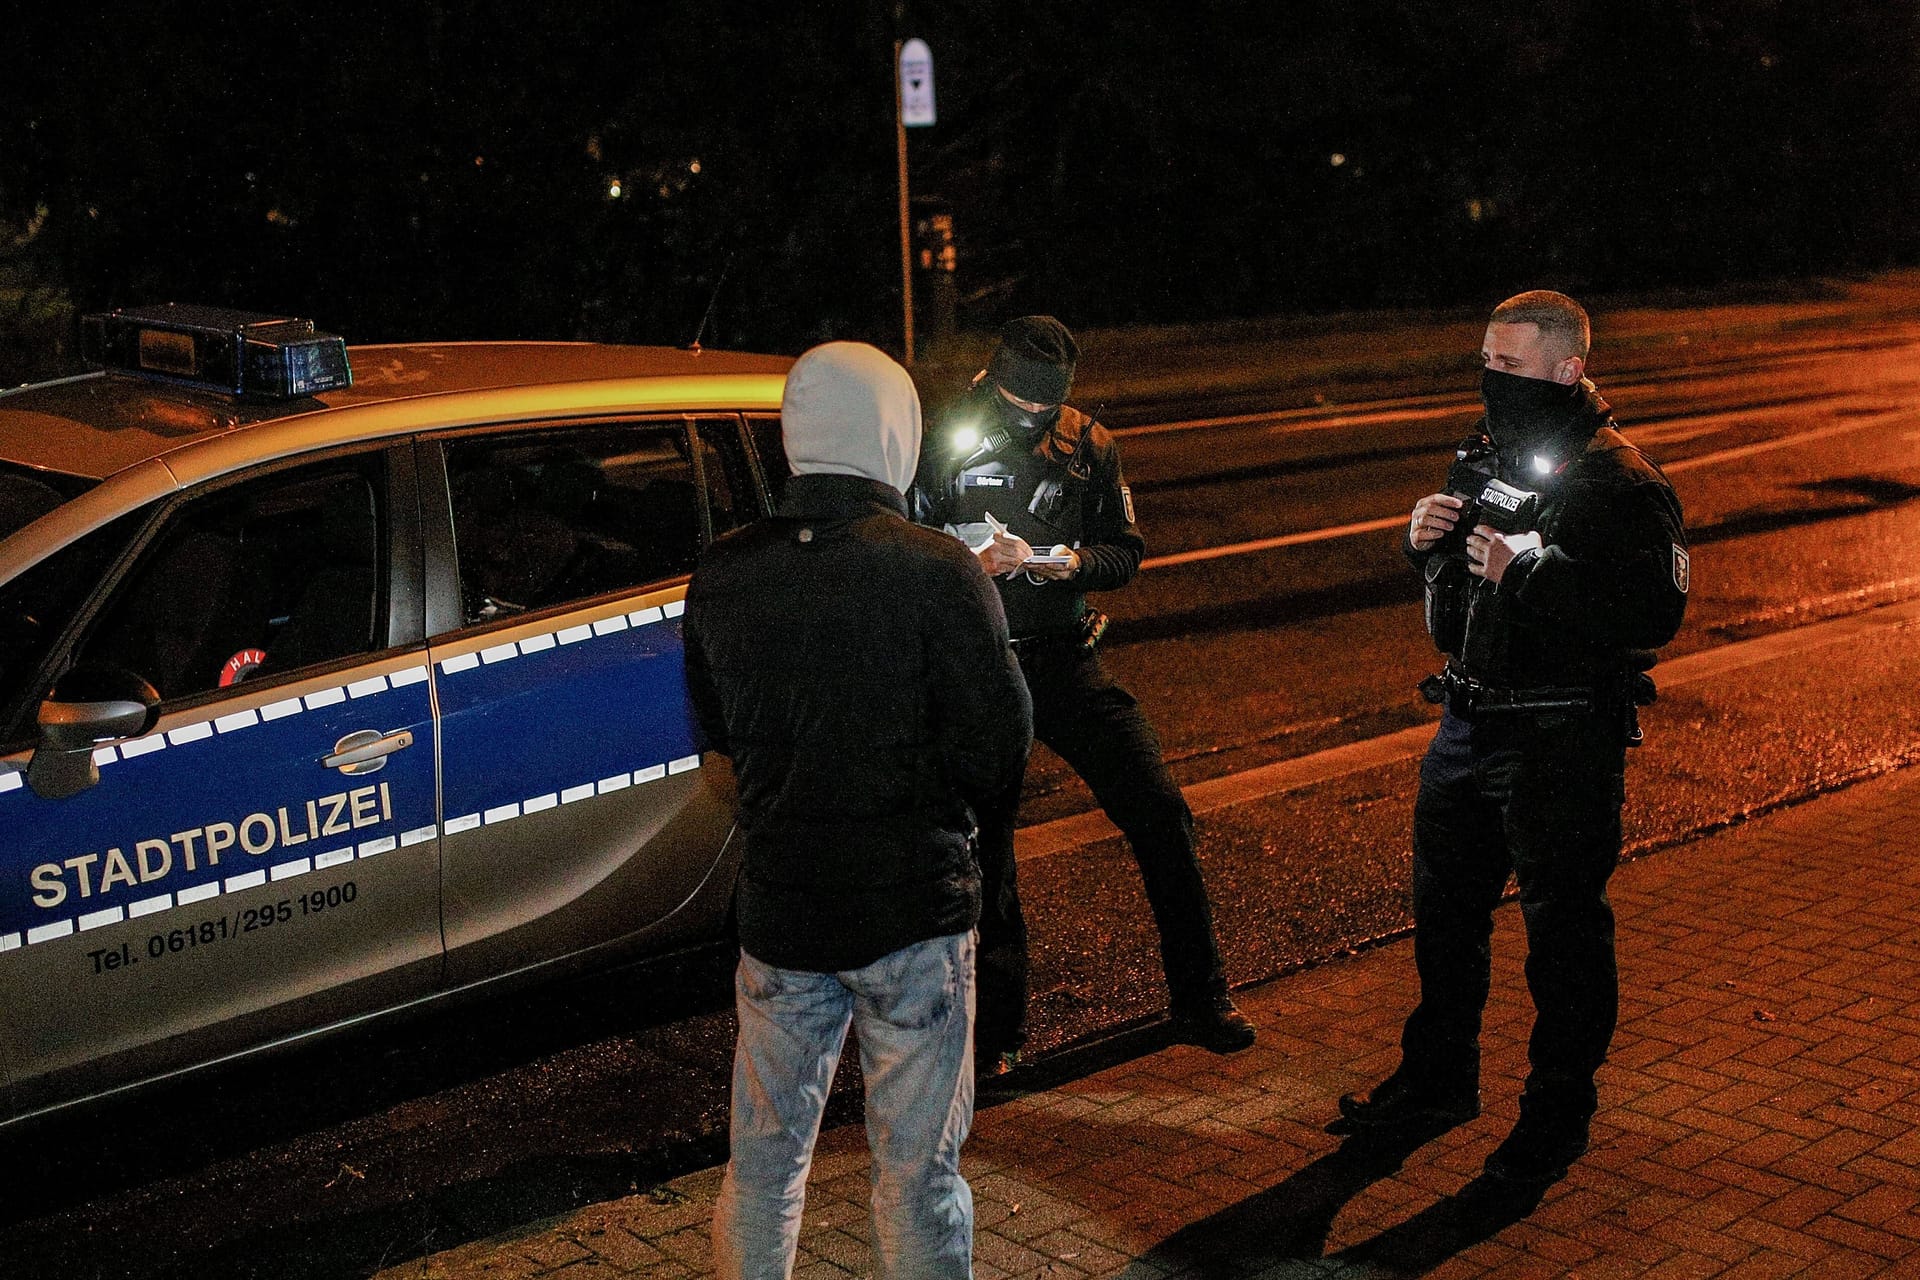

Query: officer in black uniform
[[1339, 291, 1689, 1185], [914, 316, 1255, 1072]]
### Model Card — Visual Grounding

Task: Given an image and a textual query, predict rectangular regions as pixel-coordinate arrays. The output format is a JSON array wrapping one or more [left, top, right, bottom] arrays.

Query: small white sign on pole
[[900, 38, 935, 127]]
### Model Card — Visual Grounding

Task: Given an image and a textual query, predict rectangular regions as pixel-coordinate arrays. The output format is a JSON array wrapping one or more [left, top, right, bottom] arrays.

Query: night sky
[[2, 2, 1917, 379]]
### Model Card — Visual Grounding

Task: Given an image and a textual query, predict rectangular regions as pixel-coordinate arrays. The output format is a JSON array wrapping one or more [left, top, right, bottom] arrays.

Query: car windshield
[[0, 462, 96, 541]]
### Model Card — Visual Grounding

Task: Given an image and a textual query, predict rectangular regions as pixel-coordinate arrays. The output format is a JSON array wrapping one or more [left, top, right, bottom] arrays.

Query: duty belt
[[1419, 668, 1597, 717], [1009, 610, 1109, 657], [1421, 665, 1658, 747]]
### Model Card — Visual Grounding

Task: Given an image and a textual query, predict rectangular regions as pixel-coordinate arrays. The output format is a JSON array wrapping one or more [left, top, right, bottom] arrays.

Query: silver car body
[[0, 340, 792, 1124]]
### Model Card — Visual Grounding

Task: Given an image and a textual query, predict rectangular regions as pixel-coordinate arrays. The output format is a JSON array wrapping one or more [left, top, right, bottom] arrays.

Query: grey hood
[[780, 342, 922, 496]]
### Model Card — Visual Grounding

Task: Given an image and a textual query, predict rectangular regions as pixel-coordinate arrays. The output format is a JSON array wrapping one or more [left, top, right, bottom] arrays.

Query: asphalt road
[[10, 283, 1920, 1279]]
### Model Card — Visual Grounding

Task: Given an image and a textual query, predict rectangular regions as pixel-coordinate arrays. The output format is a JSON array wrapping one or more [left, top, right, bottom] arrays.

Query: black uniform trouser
[[973, 642, 1228, 1055], [1400, 707, 1628, 1115]]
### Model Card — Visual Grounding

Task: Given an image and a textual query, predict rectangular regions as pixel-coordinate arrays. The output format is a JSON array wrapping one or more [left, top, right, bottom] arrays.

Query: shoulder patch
[[1120, 484, 1135, 525], [1672, 544, 1690, 594]]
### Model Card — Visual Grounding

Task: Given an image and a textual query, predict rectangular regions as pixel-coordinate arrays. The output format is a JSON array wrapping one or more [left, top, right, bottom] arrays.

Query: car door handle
[[323, 729, 415, 774]]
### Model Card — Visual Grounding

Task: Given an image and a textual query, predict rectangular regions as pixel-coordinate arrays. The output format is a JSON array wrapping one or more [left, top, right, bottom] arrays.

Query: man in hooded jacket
[[1338, 292, 1688, 1186], [685, 342, 1032, 1280]]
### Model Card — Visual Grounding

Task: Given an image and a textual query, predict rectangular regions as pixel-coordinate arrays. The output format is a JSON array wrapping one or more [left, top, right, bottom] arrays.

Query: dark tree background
[[1, 1, 1916, 380]]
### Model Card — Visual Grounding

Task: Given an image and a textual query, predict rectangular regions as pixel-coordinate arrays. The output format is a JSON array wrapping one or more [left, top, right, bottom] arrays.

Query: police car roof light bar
[[80, 303, 354, 400]]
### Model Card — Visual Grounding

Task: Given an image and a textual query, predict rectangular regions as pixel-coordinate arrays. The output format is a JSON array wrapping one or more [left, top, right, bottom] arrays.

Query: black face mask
[[996, 394, 1060, 439], [1481, 366, 1575, 445]]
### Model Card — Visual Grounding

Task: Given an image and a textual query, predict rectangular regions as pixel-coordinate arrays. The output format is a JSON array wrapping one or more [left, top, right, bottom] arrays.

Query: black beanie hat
[[987, 315, 1078, 406]]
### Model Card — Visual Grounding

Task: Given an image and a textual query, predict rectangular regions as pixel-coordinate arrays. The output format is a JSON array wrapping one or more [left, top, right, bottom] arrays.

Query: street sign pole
[[895, 37, 935, 365], [895, 39, 914, 365]]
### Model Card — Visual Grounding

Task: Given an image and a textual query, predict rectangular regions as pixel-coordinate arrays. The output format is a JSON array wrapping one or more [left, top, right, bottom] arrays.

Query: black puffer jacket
[[684, 473, 1033, 972]]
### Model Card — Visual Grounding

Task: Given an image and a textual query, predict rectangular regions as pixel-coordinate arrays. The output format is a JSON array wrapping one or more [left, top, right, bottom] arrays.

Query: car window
[[0, 463, 97, 542], [445, 422, 699, 625], [746, 414, 789, 508], [0, 510, 147, 747], [74, 460, 387, 703], [695, 416, 758, 534]]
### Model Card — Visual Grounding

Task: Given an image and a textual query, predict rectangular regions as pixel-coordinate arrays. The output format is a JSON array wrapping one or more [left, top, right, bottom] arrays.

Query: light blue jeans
[[713, 930, 976, 1280]]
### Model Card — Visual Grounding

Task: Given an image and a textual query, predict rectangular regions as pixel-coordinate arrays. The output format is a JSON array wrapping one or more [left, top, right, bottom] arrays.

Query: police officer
[[914, 316, 1255, 1074], [1339, 291, 1688, 1185]]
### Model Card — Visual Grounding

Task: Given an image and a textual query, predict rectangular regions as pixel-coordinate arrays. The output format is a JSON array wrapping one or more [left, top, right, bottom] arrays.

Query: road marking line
[[1014, 595, 1920, 862], [1109, 333, 1920, 441], [1143, 515, 1408, 570], [1140, 407, 1917, 572], [1114, 396, 1476, 439], [1726, 575, 1920, 629], [1628, 421, 1736, 445], [1661, 408, 1913, 473]]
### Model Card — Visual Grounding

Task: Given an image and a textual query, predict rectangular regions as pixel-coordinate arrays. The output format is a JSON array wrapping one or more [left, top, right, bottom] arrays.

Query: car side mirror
[[27, 667, 162, 800]]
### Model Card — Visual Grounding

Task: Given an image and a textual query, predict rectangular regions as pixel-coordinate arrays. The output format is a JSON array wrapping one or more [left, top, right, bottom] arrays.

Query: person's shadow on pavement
[[1328, 1174, 1545, 1274], [1116, 1121, 1547, 1278]]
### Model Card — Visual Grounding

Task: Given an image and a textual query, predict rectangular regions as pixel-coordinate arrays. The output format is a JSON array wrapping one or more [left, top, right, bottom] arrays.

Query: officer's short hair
[[1491, 291, 1590, 360]]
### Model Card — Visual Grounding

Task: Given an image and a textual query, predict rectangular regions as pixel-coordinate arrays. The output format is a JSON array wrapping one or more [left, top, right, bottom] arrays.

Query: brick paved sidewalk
[[379, 764, 1920, 1280]]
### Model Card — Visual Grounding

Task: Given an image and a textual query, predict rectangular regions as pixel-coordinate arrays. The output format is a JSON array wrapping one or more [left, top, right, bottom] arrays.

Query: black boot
[[1485, 1091, 1592, 1185], [1337, 1070, 1480, 1132], [1170, 993, 1257, 1054]]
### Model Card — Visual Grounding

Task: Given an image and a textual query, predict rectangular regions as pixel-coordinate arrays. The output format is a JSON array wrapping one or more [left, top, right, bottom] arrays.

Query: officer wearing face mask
[[1339, 292, 1688, 1187], [913, 316, 1255, 1075]]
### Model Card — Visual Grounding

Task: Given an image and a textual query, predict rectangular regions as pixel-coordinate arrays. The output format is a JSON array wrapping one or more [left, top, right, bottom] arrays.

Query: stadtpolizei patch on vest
[[1672, 545, 1690, 593], [1121, 484, 1135, 524]]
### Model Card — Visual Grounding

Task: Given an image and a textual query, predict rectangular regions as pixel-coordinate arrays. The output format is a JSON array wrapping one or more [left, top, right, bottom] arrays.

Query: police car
[[0, 305, 793, 1125]]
